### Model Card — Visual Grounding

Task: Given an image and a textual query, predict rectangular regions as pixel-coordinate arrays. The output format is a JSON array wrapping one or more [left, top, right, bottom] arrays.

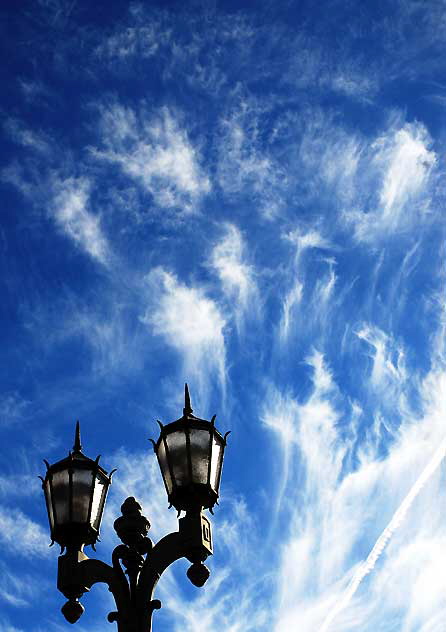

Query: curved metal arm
[[83, 556, 133, 631], [136, 511, 213, 632], [137, 532, 185, 632], [58, 550, 134, 632], [55, 505, 213, 632]]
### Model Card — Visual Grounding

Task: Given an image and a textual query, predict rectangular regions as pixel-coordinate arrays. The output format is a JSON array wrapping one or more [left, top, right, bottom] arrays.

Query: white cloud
[[260, 344, 446, 632], [312, 259, 337, 308], [262, 351, 340, 515], [0, 506, 50, 558], [285, 229, 330, 252], [0, 393, 31, 428], [319, 434, 446, 632], [0, 624, 25, 632], [0, 561, 46, 609], [52, 178, 109, 264], [95, 24, 160, 60], [209, 223, 259, 331], [376, 124, 435, 217], [330, 72, 377, 102], [59, 304, 138, 377], [4, 118, 50, 154], [279, 229, 332, 342], [19, 286, 144, 380], [280, 280, 303, 341], [261, 354, 346, 632], [295, 112, 437, 244], [18, 78, 48, 103], [216, 100, 286, 218], [142, 268, 226, 402], [0, 474, 40, 499], [298, 113, 362, 202], [345, 121, 436, 242], [155, 493, 270, 632], [356, 324, 406, 397], [218, 117, 271, 191], [93, 105, 210, 213], [102, 450, 177, 548]]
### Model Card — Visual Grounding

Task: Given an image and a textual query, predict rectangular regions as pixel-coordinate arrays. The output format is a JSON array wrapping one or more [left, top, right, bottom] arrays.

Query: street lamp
[[42, 421, 112, 552], [41, 385, 229, 632], [153, 384, 226, 513]]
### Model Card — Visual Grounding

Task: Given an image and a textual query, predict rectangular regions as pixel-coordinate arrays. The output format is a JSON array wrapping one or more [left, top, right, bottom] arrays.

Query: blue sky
[[1, 1, 446, 630]]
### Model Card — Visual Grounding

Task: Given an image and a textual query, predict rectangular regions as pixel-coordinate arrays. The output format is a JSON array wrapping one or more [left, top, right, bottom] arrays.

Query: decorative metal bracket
[[57, 497, 213, 632]]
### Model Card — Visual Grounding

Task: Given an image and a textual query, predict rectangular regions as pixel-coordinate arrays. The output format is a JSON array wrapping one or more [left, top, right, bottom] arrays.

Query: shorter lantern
[[41, 422, 113, 550], [152, 385, 229, 513]]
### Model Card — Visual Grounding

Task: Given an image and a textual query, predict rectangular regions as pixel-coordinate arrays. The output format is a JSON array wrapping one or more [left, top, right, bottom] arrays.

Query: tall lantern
[[41, 422, 113, 550], [153, 385, 229, 513]]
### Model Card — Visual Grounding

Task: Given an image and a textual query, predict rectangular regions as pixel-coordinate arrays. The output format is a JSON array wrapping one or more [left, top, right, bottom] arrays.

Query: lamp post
[[41, 385, 229, 632]]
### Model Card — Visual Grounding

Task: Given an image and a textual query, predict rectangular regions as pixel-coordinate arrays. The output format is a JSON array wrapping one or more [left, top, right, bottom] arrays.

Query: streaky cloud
[[51, 177, 110, 264], [141, 267, 226, 406], [92, 103, 211, 214], [209, 223, 260, 332], [318, 434, 446, 632]]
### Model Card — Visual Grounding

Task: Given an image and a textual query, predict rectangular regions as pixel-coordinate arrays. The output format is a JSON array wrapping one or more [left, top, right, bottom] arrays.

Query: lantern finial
[[73, 421, 82, 453], [183, 383, 193, 416]]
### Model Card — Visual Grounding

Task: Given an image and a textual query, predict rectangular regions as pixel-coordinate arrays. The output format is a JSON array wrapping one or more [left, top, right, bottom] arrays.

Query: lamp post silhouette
[[41, 385, 229, 632]]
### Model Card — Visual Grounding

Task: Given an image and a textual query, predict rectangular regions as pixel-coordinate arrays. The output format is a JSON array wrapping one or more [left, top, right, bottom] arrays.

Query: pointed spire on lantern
[[183, 383, 193, 416], [73, 420, 82, 453]]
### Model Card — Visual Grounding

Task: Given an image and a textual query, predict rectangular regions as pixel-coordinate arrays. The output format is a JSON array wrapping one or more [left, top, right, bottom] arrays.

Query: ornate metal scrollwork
[[57, 496, 212, 632]]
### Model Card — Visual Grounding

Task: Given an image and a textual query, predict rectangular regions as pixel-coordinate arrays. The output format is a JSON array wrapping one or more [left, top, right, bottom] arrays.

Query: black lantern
[[41, 422, 113, 550], [152, 385, 229, 512]]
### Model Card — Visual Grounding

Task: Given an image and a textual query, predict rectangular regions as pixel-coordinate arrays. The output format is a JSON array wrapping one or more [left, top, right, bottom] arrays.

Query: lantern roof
[[44, 421, 109, 476], [155, 384, 226, 441]]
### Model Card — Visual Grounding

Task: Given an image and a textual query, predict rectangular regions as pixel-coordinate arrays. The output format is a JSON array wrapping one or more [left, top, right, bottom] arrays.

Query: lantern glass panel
[[210, 435, 223, 492], [157, 439, 173, 494], [91, 473, 108, 530], [189, 428, 210, 484], [52, 469, 70, 524], [44, 479, 54, 530], [72, 468, 94, 523], [166, 430, 189, 486]]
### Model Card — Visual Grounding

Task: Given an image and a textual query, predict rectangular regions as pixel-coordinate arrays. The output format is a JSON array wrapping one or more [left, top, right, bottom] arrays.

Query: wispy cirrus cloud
[[0, 622, 25, 632], [260, 339, 446, 632], [0, 561, 48, 609], [0, 507, 50, 559], [216, 99, 287, 218], [356, 324, 406, 395], [102, 449, 177, 548], [297, 109, 363, 203], [0, 393, 31, 428], [95, 22, 160, 61], [92, 104, 210, 213], [344, 120, 436, 242], [279, 229, 332, 342], [3, 3, 446, 632], [141, 267, 226, 404], [51, 177, 110, 264], [293, 111, 437, 245], [319, 432, 446, 632], [0, 474, 40, 499], [209, 223, 259, 332], [4, 118, 51, 155], [2, 150, 112, 267]]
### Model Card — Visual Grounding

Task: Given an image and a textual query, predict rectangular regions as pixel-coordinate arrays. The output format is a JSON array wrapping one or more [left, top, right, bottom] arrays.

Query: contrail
[[318, 436, 446, 632]]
